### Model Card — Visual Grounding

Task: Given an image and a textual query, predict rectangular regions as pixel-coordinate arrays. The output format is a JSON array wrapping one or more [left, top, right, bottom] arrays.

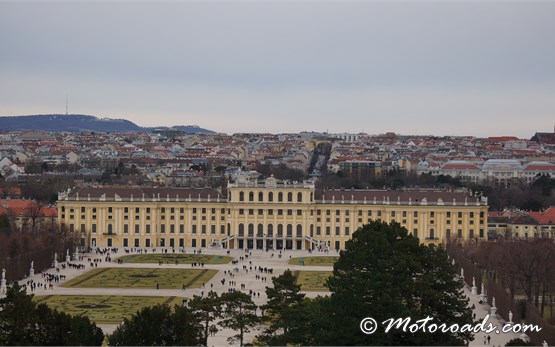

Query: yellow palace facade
[[57, 177, 488, 250]]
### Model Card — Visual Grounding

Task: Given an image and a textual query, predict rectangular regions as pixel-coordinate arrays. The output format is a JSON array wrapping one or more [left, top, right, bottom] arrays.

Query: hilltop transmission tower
[[65, 94, 68, 115]]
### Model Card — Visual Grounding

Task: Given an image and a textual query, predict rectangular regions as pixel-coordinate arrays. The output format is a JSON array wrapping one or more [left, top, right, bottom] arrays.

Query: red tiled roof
[[487, 136, 520, 142], [529, 207, 555, 225], [0, 200, 57, 217]]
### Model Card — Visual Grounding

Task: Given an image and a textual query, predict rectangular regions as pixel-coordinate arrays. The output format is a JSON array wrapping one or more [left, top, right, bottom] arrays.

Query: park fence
[[447, 243, 555, 345]]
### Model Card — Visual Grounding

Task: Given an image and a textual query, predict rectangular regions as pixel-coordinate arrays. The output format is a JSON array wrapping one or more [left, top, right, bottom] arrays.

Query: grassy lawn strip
[[117, 253, 232, 264], [294, 270, 332, 292], [288, 256, 339, 266], [61, 267, 217, 289], [34, 295, 184, 324]]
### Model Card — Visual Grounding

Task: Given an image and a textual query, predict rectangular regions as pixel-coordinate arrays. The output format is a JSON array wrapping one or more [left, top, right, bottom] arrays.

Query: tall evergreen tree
[[258, 269, 308, 345], [189, 290, 222, 346], [307, 221, 474, 346], [220, 291, 260, 346], [108, 304, 202, 346], [0, 283, 103, 346]]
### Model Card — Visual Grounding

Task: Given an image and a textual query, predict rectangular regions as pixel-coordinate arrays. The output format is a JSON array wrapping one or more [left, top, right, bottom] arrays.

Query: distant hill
[[0, 114, 214, 134]]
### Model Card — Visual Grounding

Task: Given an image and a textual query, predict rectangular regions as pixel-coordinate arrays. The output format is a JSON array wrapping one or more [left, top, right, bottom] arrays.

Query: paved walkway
[[464, 282, 526, 347], [16, 248, 534, 346]]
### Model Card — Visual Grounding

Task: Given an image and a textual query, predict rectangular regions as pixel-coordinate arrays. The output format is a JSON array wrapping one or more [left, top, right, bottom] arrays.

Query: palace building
[[57, 176, 488, 250]]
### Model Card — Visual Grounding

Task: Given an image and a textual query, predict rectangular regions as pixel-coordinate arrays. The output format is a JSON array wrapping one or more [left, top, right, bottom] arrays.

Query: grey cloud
[[0, 1, 554, 136]]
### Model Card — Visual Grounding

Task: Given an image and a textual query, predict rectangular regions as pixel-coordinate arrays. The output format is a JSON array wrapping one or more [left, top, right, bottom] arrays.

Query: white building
[[417, 159, 555, 186]]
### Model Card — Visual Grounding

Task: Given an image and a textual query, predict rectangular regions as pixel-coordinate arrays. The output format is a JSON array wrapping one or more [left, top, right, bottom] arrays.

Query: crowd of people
[[21, 246, 302, 306]]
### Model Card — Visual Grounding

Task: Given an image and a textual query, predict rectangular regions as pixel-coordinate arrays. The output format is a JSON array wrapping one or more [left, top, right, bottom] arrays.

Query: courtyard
[[19, 249, 342, 344]]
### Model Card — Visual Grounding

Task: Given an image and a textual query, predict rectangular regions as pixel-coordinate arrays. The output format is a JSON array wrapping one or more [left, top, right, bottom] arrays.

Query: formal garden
[[61, 267, 218, 289], [288, 256, 338, 266], [33, 295, 184, 324], [294, 270, 331, 291], [116, 253, 232, 265]]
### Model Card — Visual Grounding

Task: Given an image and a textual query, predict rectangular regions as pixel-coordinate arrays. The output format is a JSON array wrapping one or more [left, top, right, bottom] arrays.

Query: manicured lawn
[[289, 256, 339, 266], [61, 267, 217, 289], [294, 270, 332, 292], [117, 253, 232, 264], [34, 295, 184, 324]]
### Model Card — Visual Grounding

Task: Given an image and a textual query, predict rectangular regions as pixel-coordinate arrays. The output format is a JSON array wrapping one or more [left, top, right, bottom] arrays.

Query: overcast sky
[[1, 1, 554, 137]]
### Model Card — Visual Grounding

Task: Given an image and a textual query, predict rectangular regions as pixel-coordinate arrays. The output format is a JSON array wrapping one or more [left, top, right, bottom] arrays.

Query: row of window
[[64, 209, 484, 219], [236, 191, 312, 203], [73, 223, 228, 235], [71, 222, 486, 241], [65, 206, 230, 215], [64, 205, 485, 219]]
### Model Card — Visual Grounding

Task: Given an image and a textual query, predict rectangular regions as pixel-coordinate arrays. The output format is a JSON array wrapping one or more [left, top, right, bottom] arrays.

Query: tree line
[[469, 239, 555, 321], [0, 218, 76, 282]]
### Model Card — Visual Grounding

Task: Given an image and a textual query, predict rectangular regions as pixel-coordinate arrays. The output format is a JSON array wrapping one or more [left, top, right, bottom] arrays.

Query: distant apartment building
[[331, 133, 367, 142], [338, 161, 383, 179], [57, 177, 488, 250]]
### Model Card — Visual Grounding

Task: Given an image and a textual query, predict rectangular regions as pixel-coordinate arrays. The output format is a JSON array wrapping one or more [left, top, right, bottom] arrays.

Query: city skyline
[[1, 2, 554, 137]]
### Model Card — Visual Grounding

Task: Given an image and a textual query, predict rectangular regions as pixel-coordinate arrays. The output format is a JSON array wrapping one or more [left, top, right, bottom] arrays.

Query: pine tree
[[0, 283, 104, 346], [258, 269, 308, 345], [220, 291, 260, 346], [108, 304, 202, 346], [308, 221, 474, 345], [189, 290, 222, 346]]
